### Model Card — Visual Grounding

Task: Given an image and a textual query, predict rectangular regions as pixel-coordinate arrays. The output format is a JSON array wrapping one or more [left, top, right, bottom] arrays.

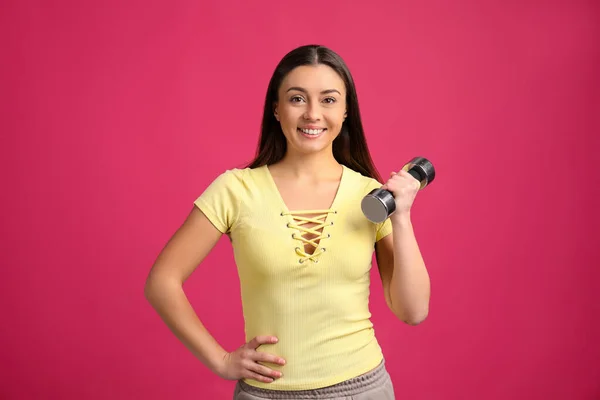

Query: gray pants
[[233, 360, 395, 399]]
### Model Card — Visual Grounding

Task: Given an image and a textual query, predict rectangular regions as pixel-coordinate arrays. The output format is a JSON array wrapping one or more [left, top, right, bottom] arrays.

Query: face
[[274, 64, 347, 156]]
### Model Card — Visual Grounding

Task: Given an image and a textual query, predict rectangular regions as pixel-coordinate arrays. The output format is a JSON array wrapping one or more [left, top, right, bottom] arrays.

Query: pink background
[[2, 1, 599, 399]]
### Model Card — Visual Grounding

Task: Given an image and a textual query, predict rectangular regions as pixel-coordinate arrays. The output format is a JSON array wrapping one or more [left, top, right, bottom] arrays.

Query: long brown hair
[[246, 44, 382, 182]]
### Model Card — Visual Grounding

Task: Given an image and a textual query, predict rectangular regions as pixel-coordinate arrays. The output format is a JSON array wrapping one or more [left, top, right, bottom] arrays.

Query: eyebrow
[[286, 87, 342, 95]]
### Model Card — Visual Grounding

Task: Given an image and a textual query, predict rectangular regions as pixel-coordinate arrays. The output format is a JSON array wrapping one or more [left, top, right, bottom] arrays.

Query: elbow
[[143, 274, 163, 303], [143, 278, 155, 303], [395, 307, 429, 326], [403, 314, 428, 326], [144, 273, 182, 303]]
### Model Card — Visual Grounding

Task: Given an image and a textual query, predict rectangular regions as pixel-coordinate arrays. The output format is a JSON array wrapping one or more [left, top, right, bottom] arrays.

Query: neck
[[276, 149, 341, 180]]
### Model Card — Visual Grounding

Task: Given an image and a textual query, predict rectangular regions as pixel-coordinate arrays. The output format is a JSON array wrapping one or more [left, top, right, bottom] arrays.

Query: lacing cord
[[282, 210, 336, 263]]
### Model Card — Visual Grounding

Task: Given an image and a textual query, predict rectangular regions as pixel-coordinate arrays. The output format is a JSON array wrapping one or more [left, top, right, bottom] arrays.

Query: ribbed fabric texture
[[194, 165, 393, 391]]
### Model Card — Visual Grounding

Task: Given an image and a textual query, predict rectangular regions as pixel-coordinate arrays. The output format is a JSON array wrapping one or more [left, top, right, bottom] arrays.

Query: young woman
[[144, 44, 431, 399]]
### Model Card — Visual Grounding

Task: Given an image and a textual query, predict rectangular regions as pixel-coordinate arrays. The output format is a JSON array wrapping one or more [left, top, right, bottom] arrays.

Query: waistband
[[236, 360, 388, 399]]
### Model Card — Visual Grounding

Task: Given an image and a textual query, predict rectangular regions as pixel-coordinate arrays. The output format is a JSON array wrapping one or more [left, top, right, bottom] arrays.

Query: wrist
[[207, 348, 228, 376], [391, 211, 412, 227]]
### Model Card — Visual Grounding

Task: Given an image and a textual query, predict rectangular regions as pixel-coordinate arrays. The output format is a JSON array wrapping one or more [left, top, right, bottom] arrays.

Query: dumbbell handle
[[406, 167, 425, 183], [361, 156, 435, 223], [376, 167, 423, 198]]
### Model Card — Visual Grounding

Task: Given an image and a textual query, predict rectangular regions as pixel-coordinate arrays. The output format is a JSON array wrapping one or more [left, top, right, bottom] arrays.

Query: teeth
[[301, 128, 324, 135]]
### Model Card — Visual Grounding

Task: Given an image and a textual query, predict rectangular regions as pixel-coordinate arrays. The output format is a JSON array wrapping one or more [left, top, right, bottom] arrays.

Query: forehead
[[280, 64, 346, 94]]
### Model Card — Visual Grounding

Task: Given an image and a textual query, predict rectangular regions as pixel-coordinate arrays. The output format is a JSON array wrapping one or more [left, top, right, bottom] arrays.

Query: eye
[[290, 96, 305, 103], [323, 97, 337, 104]]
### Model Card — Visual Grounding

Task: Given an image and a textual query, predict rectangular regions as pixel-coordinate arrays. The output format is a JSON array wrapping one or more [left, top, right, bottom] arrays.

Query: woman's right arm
[[143, 206, 285, 383]]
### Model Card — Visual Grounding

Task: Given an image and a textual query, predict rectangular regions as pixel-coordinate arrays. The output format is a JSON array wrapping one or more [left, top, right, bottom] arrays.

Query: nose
[[303, 101, 321, 121]]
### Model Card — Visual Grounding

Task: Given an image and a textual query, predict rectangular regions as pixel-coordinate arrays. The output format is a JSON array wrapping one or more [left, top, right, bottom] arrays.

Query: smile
[[298, 128, 326, 136]]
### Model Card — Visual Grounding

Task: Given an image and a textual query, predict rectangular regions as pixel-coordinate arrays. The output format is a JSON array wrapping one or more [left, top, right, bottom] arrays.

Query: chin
[[294, 142, 332, 155]]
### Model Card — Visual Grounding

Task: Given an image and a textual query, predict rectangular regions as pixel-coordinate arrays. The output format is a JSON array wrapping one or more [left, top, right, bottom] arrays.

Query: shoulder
[[213, 167, 247, 182], [205, 166, 255, 188], [194, 167, 260, 233], [342, 165, 383, 194], [199, 166, 273, 198], [195, 168, 249, 204]]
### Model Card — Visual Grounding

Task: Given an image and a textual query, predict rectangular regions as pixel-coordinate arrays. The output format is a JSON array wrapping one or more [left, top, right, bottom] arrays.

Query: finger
[[398, 170, 419, 183], [247, 361, 283, 379], [244, 370, 275, 383], [253, 351, 286, 366], [392, 171, 416, 187], [395, 171, 412, 180], [385, 175, 402, 188], [247, 336, 278, 349], [398, 171, 421, 189]]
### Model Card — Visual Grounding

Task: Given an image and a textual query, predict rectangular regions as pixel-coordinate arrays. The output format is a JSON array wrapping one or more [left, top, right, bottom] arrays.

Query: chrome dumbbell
[[361, 156, 436, 223]]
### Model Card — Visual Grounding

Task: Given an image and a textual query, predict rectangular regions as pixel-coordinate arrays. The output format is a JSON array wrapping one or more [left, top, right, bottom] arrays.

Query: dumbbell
[[361, 156, 435, 223]]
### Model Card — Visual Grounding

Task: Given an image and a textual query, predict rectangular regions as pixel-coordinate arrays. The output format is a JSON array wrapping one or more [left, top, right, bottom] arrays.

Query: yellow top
[[194, 164, 392, 391]]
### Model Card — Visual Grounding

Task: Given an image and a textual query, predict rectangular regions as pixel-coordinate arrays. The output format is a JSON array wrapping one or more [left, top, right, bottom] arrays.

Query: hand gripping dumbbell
[[361, 156, 436, 223]]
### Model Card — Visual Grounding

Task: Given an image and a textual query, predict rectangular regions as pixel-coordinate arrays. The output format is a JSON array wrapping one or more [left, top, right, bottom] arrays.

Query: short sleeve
[[376, 217, 392, 242], [363, 177, 393, 242], [193, 169, 245, 234]]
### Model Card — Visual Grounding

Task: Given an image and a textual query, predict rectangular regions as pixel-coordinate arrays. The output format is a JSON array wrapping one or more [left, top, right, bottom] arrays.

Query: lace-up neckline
[[263, 165, 347, 265], [282, 209, 337, 263]]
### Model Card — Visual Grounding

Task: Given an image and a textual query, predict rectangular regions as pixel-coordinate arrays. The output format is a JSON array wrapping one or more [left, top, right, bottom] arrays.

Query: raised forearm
[[389, 213, 431, 325]]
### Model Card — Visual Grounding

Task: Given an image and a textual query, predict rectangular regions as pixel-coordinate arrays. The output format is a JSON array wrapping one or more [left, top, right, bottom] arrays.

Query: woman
[[144, 44, 431, 399]]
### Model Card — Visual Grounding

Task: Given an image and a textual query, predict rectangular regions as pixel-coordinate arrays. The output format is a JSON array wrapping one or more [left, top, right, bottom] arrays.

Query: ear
[[273, 102, 279, 121]]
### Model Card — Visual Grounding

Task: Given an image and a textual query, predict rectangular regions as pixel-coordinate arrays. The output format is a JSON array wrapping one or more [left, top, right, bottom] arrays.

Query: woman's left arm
[[374, 170, 431, 325]]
